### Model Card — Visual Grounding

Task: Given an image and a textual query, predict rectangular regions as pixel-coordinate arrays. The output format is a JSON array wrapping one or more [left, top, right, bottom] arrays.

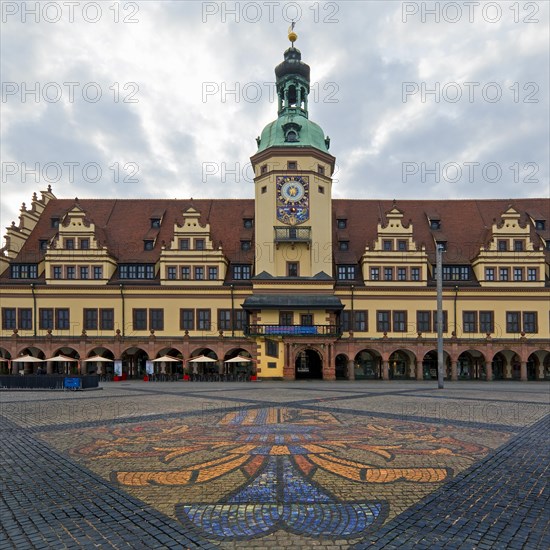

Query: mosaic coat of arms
[[276, 175, 309, 225], [68, 407, 492, 542]]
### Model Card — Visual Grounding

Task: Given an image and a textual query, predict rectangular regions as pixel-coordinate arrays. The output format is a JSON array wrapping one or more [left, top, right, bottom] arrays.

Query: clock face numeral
[[276, 175, 309, 225]]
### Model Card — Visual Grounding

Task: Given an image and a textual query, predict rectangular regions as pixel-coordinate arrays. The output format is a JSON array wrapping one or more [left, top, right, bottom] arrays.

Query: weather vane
[[288, 21, 297, 45]]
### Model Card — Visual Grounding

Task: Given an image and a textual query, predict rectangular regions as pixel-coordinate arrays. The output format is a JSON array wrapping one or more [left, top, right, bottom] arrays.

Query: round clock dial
[[281, 180, 305, 202]]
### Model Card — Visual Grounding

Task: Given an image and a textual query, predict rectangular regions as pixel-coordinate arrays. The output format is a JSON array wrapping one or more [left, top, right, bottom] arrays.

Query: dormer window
[[339, 241, 349, 251], [498, 240, 508, 252], [179, 239, 189, 250], [282, 121, 302, 144], [39, 239, 48, 251], [144, 240, 154, 251], [430, 219, 441, 230], [383, 240, 393, 251], [151, 218, 161, 228], [241, 241, 251, 251], [80, 238, 89, 250], [535, 220, 546, 230], [514, 240, 524, 252], [195, 239, 205, 251], [65, 238, 74, 250], [243, 218, 254, 229], [398, 240, 408, 251], [51, 217, 60, 228], [337, 219, 347, 229], [285, 130, 298, 142]]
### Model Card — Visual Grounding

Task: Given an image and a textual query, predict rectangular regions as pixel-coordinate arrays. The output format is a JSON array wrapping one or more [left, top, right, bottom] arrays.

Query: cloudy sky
[[1, 0, 549, 231]]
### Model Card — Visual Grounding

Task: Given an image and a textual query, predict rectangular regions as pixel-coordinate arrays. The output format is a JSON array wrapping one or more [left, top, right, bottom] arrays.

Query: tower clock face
[[276, 175, 309, 225]]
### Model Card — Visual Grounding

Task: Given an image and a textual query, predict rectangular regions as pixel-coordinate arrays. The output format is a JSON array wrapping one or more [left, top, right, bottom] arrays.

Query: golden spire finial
[[288, 21, 297, 45]]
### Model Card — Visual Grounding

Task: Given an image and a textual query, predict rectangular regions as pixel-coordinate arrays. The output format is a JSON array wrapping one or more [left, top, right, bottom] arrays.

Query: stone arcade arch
[[388, 350, 415, 380], [335, 353, 348, 380], [457, 350, 487, 380], [421, 350, 452, 380], [121, 347, 149, 379], [354, 349, 382, 380], [295, 348, 323, 380]]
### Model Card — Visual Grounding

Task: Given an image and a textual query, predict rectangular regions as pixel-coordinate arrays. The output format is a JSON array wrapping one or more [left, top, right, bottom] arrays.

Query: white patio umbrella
[[187, 355, 217, 362], [45, 354, 78, 362], [12, 355, 44, 362], [152, 355, 182, 362], [224, 356, 254, 363], [82, 355, 114, 362]]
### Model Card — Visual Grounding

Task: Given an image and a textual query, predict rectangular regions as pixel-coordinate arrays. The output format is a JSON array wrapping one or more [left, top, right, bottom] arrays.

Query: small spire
[[288, 21, 297, 45]]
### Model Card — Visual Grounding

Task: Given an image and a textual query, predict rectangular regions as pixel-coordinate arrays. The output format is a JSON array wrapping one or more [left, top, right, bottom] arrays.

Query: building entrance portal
[[295, 349, 323, 380]]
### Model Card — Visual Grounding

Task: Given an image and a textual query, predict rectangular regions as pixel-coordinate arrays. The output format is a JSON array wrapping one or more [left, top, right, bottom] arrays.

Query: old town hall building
[[1, 34, 549, 382]]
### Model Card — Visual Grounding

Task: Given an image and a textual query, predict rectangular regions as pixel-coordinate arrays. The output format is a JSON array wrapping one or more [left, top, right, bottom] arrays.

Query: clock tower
[[250, 29, 335, 279]]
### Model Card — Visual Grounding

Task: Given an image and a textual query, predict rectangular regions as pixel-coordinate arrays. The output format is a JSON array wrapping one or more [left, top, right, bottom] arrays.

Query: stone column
[[347, 360, 355, 381], [520, 361, 527, 381], [416, 361, 423, 381], [382, 360, 389, 381], [46, 361, 53, 375], [451, 360, 458, 381]]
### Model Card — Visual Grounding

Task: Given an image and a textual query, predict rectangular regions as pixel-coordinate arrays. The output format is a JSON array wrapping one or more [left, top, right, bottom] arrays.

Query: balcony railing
[[274, 226, 311, 243], [246, 324, 341, 337]]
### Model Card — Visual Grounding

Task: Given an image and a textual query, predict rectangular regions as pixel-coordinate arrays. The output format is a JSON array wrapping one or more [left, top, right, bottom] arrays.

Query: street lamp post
[[436, 243, 445, 389]]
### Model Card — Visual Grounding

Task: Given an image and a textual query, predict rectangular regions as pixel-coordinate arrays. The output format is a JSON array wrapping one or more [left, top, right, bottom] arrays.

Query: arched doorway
[[354, 350, 381, 380], [335, 354, 348, 380], [457, 351, 485, 380], [295, 349, 322, 380]]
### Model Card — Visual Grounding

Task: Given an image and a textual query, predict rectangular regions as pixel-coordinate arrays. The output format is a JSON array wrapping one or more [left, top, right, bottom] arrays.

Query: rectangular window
[[397, 267, 407, 281], [180, 309, 194, 331], [80, 266, 89, 279], [354, 311, 367, 332], [80, 238, 89, 250], [479, 311, 494, 334], [65, 238, 74, 250], [279, 311, 293, 325], [261, 164, 268, 174], [2, 308, 17, 330], [384, 267, 393, 281], [317, 165, 325, 175], [234, 309, 247, 330], [233, 265, 251, 280], [167, 266, 177, 280], [514, 240, 524, 252], [340, 311, 350, 332], [179, 239, 190, 251], [442, 266, 470, 280], [66, 266, 76, 279], [485, 267, 495, 281], [376, 310, 390, 332], [39, 308, 54, 330], [370, 267, 380, 281], [93, 266, 102, 280], [194, 266, 204, 280], [411, 267, 420, 281], [393, 311, 407, 332], [195, 239, 205, 251], [197, 309, 211, 331], [527, 268, 537, 281], [288, 262, 299, 277], [383, 240, 393, 251], [181, 266, 191, 280], [337, 265, 355, 280], [133, 308, 147, 330], [100, 308, 114, 330], [18, 308, 32, 330], [506, 311, 520, 333], [119, 264, 154, 279], [500, 267, 509, 281], [523, 312, 537, 333], [513, 268, 523, 281], [287, 161, 297, 169], [397, 240, 408, 251], [150, 309, 164, 331], [266, 340, 278, 357], [208, 266, 218, 280], [84, 308, 98, 330], [498, 240, 508, 251], [463, 311, 477, 333], [56, 308, 70, 330], [433, 310, 448, 332], [301, 314, 313, 326], [52, 266, 62, 279], [218, 309, 232, 331], [417, 311, 431, 333]]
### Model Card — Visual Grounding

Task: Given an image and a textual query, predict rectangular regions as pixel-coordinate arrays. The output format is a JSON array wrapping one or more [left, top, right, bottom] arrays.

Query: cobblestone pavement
[[1, 381, 548, 549]]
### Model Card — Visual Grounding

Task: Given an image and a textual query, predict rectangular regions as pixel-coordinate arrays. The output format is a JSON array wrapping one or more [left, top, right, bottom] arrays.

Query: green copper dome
[[255, 43, 330, 154], [257, 112, 330, 153]]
